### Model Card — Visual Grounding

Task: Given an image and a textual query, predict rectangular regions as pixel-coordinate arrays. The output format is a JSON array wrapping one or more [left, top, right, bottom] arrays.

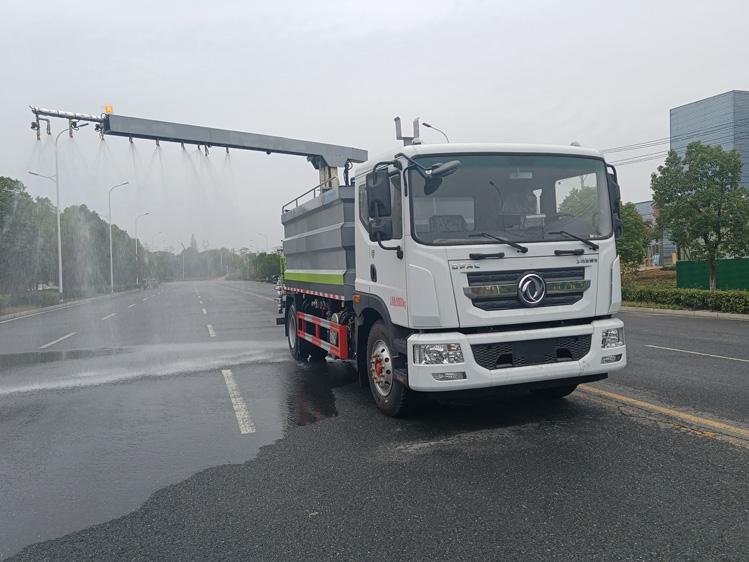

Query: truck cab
[[282, 143, 626, 416]]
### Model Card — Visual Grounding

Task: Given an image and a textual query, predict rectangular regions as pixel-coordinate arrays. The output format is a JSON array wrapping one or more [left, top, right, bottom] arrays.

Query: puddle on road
[[283, 358, 357, 427], [0, 348, 128, 370]]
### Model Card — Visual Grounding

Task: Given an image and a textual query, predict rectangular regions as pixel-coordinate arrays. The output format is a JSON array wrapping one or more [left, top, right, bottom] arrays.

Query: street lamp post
[[134, 212, 149, 287], [258, 232, 268, 252], [422, 122, 450, 143], [108, 181, 130, 293], [180, 242, 186, 280], [28, 122, 88, 301], [151, 231, 162, 251]]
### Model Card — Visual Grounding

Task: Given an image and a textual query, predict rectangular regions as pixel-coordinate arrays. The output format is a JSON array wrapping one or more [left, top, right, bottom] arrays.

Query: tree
[[0, 178, 57, 293], [651, 142, 749, 290], [617, 202, 652, 274], [558, 184, 598, 219]]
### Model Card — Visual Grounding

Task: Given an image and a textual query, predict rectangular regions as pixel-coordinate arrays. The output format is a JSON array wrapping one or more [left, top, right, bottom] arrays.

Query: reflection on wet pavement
[[0, 348, 128, 370], [284, 358, 357, 427]]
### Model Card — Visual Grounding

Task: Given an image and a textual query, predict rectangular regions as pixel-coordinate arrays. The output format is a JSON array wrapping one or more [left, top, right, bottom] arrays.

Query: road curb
[[620, 306, 749, 321], [0, 290, 141, 322]]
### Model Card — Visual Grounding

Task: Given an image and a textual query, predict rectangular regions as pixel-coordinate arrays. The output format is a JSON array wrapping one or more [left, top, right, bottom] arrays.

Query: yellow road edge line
[[579, 385, 749, 438]]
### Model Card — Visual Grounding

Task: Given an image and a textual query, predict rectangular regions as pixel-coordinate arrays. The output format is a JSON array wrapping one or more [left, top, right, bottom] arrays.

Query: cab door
[[364, 171, 408, 327]]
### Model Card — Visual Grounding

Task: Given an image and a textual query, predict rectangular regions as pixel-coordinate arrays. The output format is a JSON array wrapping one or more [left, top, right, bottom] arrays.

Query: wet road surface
[[1, 282, 747, 560]]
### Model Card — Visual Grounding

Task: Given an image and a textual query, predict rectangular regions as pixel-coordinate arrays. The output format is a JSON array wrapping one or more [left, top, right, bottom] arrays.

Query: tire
[[366, 320, 414, 417], [287, 302, 310, 361], [531, 383, 578, 399]]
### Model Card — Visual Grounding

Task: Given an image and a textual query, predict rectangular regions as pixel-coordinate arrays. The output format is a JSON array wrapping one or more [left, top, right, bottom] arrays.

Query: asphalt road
[[1, 282, 747, 561]]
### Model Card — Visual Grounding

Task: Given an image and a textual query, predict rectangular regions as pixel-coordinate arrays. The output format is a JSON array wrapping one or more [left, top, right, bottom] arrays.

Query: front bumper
[[406, 318, 626, 392]]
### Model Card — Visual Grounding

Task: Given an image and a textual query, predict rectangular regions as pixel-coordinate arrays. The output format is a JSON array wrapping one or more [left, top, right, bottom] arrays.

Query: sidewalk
[[620, 305, 749, 321]]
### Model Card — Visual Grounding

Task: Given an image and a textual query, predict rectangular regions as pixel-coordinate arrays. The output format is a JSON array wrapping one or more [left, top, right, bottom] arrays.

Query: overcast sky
[[2, 0, 748, 251]]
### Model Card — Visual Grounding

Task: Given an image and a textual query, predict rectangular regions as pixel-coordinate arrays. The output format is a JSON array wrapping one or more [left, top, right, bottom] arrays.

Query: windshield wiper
[[548, 231, 599, 251], [469, 251, 505, 260], [469, 232, 528, 253]]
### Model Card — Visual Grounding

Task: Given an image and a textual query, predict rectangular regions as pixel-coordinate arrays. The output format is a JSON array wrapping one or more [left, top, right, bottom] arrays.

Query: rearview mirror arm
[[372, 205, 403, 260]]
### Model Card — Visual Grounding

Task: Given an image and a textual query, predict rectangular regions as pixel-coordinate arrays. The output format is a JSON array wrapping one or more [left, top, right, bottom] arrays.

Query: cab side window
[[390, 174, 403, 239], [358, 172, 403, 240], [358, 179, 369, 228]]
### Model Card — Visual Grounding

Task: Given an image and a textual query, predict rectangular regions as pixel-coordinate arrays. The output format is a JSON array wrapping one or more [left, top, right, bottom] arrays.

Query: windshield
[[408, 154, 612, 246]]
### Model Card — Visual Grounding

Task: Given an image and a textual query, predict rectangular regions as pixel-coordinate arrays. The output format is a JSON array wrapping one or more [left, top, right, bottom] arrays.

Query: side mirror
[[422, 160, 460, 195], [366, 169, 391, 218], [368, 217, 393, 242], [608, 175, 623, 240], [424, 177, 442, 196], [430, 160, 460, 178], [613, 214, 624, 240]]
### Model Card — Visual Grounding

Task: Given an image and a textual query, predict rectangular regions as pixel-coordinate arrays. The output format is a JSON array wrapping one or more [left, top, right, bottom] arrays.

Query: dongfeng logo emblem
[[517, 273, 546, 306]]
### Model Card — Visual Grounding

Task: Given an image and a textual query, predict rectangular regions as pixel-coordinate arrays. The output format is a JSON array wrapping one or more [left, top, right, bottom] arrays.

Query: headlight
[[601, 328, 624, 348], [413, 343, 464, 365]]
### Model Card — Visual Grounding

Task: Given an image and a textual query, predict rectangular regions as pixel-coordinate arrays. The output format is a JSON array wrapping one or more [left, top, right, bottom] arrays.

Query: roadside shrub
[[0, 294, 8, 315], [9, 291, 61, 308], [622, 287, 749, 314]]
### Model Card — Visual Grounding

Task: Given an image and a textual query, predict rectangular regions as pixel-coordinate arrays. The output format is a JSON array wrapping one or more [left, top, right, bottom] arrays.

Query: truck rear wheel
[[367, 320, 413, 417], [287, 302, 310, 361]]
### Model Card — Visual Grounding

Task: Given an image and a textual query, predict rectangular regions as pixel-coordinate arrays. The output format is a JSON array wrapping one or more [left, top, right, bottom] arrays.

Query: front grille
[[471, 335, 591, 370], [466, 267, 587, 311]]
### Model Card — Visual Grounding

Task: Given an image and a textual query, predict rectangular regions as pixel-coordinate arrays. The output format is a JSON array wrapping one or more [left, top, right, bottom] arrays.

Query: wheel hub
[[370, 340, 393, 397]]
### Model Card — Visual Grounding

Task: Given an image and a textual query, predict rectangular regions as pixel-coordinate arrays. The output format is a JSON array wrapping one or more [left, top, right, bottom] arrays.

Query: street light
[[258, 232, 268, 252], [28, 122, 89, 301], [134, 212, 149, 287], [151, 231, 162, 251], [180, 242, 186, 280], [422, 122, 450, 143], [108, 181, 130, 293]]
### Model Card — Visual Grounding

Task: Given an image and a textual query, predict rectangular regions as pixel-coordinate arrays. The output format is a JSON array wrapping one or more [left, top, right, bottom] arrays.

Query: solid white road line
[[128, 304, 137, 308], [101, 313, 117, 320], [646, 344, 749, 364], [221, 369, 256, 434], [202, 309, 207, 315], [39, 332, 77, 349], [207, 324, 216, 337]]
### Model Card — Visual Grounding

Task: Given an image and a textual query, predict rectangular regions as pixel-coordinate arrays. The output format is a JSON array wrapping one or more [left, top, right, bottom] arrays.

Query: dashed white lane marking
[[221, 369, 256, 434], [646, 345, 749, 364], [207, 324, 216, 337], [202, 309, 207, 315], [101, 313, 117, 320], [199, 300, 203, 305], [142, 297, 148, 301], [128, 304, 137, 308], [39, 332, 77, 349]]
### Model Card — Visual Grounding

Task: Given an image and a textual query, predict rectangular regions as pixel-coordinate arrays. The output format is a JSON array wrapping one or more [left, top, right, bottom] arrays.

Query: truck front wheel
[[287, 302, 310, 361], [367, 320, 413, 417]]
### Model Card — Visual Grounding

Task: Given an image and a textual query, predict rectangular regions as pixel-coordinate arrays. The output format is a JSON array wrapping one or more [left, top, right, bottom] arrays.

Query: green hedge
[[8, 291, 62, 308], [622, 287, 749, 314]]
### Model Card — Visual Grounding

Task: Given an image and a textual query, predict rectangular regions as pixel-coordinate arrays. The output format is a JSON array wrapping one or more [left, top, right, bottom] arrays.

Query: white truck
[[280, 139, 626, 416]]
